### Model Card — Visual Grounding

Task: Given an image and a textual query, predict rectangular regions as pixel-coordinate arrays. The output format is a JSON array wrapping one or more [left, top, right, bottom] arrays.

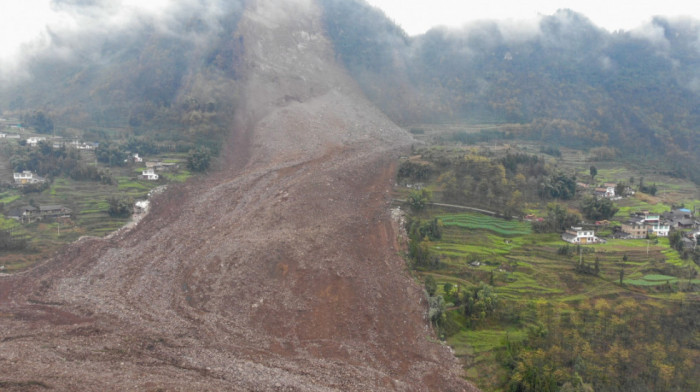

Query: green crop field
[[437, 213, 532, 236]]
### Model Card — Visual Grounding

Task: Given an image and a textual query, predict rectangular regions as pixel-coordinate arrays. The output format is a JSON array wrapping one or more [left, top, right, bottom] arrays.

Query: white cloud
[[365, 0, 700, 36]]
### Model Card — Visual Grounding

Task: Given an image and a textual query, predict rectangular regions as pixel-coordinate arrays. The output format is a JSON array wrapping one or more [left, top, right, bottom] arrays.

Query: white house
[[648, 223, 670, 237], [141, 168, 159, 181], [26, 136, 47, 146], [13, 170, 45, 185], [594, 186, 615, 199], [133, 153, 143, 163], [562, 226, 599, 244]]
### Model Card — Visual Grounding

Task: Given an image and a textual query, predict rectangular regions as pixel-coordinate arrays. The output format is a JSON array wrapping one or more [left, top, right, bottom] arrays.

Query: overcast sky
[[1, 0, 700, 65]]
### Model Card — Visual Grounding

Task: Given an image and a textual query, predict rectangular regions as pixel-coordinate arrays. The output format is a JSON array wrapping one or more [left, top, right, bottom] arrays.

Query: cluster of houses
[[619, 209, 697, 240], [620, 212, 670, 238], [0, 131, 98, 150], [562, 208, 698, 246], [29, 137, 97, 150]]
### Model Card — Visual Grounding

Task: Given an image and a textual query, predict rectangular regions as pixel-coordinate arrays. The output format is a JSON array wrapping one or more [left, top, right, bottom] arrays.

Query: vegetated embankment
[[0, 0, 477, 390]]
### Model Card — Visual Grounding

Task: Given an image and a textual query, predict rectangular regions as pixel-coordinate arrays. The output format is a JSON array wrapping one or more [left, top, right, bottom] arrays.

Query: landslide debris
[[0, 0, 477, 390]]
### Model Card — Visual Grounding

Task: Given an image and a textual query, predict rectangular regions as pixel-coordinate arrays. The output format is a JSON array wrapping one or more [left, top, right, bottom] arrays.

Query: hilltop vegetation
[[321, 1, 700, 185]]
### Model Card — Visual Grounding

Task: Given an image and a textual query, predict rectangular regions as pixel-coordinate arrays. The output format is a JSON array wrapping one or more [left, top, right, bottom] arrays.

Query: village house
[[38, 205, 72, 219], [7, 204, 71, 223], [133, 153, 143, 163], [649, 223, 670, 237], [662, 208, 697, 229], [26, 136, 47, 146], [594, 186, 615, 199], [141, 168, 159, 181], [621, 218, 647, 239], [562, 226, 599, 244], [7, 206, 37, 223], [13, 170, 46, 185]]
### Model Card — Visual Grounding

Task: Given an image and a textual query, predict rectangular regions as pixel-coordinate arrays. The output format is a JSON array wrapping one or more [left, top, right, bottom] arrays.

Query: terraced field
[[437, 212, 531, 236], [417, 210, 700, 391]]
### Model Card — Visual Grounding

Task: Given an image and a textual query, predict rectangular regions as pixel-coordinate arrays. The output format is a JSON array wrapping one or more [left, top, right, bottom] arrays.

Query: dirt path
[[0, 1, 477, 390]]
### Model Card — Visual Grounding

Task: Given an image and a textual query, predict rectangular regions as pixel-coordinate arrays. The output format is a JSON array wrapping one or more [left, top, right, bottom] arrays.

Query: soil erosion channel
[[0, 1, 476, 390]]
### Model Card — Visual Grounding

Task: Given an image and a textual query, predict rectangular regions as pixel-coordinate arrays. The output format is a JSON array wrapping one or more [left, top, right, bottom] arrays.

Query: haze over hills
[[4, 1, 698, 181]]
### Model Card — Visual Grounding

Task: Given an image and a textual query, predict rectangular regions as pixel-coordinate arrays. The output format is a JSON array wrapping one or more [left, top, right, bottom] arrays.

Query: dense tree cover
[[406, 217, 443, 241], [406, 189, 431, 211], [402, 148, 580, 218], [397, 161, 433, 182], [95, 142, 127, 167], [107, 196, 134, 217], [532, 203, 582, 233], [186, 146, 212, 172], [498, 298, 700, 392], [539, 171, 577, 200], [21, 111, 54, 134], [638, 177, 658, 196], [579, 196, 619, 221]]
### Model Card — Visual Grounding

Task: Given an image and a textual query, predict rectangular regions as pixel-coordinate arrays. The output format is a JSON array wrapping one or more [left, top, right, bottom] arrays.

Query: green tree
[[428, 294, 446, 325], [669, 230, 684, 252], [580, 196, 619, 221], [615, 182, 627, 197], [186, 147, 212, 172], [24, 111, 54, 134], [96, 142, 127, 167], [589, 165, 597, 181], [424, 275, 437, 296], [107, 196, 134, 217], [407, 189, 431, 211], [540, 171, 576, 200], [443, 282, 453, 295], [533, 203, 581, 233]]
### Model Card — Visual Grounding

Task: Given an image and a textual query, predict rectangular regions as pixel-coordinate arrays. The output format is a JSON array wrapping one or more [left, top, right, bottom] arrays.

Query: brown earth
[[0, 0, 478, 390]]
